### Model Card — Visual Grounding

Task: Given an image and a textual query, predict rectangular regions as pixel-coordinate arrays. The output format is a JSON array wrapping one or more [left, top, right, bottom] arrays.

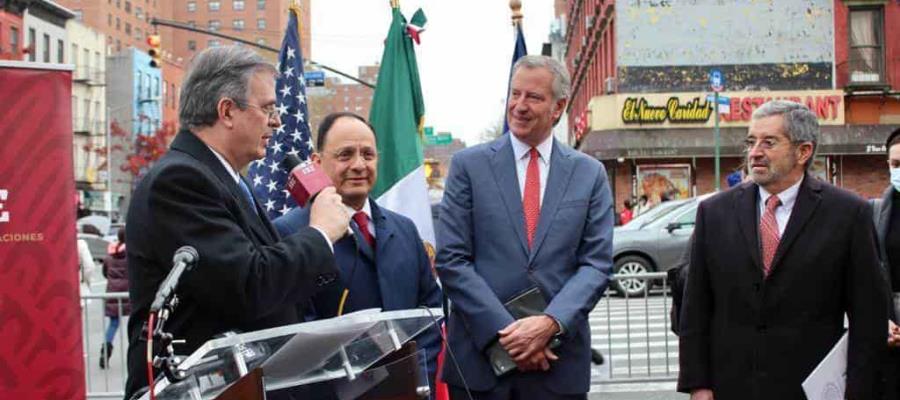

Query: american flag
[[247, 4, 313, 220]]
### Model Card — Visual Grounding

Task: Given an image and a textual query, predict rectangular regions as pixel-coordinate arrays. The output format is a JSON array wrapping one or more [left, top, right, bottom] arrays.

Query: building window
[[27, 28, 35, 61], [83, 48, 90, 70], [116, 17, 121, 30], [208, 20, 221, 32], [256, 18, 266, 30], [116, 39, 121, 52], [187, 1, 196, 12], [257, 0, 265, 10], [255, 38, 266, 46], [208, 39, 221, 47], [233, 0, 244, 10], [232, 19, 244, 31], [154, 77, 159, 97], [42, 33, 50, 62], [125, 23, 132, 35], [135, 28, 142, 41], [163, 80, 168, 107], [108, 13, 112, 26], [116, 0, 120, 8], [136, 7, 143, 20], [71, 43, 78, 64], [188, 40, 196, 50], [57, 39, 63, 63], [10, 27, 18, 55], [209, 1, 221, 11], [848, 7, 885, 84], [187, 20, 196, 28], [125, 1, 131, 13]]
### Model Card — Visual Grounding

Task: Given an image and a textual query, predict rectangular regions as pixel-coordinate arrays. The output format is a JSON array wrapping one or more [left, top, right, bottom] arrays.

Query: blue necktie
[[238, 179, 259, 216]]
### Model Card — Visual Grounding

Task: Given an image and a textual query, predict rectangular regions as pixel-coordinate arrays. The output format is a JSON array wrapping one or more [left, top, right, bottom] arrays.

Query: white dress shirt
[[510, 133, 553, 206], [346, 199, 375, 238], [207, 145, 333, 251], [757, 176, 803, 236]]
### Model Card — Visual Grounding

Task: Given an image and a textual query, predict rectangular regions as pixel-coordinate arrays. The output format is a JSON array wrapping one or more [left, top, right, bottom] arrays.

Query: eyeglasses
[[330, 147, 378, 162], [235, 100, 279, 121], [743, 137, 786, 151]]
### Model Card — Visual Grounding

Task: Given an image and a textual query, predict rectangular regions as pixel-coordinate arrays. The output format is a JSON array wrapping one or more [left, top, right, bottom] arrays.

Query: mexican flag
[[370, 6, 435, 245]]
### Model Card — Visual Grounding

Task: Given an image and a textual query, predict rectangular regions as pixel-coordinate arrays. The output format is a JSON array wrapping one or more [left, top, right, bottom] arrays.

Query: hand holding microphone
[[281, 154, 351, 243], [309, 187, 351, 243]]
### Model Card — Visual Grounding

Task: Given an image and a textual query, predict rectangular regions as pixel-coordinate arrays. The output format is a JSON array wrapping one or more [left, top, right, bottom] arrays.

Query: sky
[[311, 0, 555, 146]]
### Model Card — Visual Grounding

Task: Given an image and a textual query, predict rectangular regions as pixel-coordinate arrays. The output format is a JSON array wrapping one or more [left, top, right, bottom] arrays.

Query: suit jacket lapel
[[529, 140, 574, 263], [489, 136, 529, 256], [372, 202, 397, 307], [170, 130, 276, 244], [735, 182, 763, 274], [769, 176, 822, 275]]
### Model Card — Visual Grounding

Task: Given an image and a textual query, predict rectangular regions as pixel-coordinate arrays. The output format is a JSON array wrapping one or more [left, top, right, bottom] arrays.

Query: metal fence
[[82, 292, 129, 399], [590, 272, 679, 386], [82, 272, 680, 398]]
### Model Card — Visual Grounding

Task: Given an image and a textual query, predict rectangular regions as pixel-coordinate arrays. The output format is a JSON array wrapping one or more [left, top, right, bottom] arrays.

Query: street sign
[[709, 69, 724, 92], [304, 71, 325, 87], [706, 94, 731, 114], [425, 133, 452, 146]]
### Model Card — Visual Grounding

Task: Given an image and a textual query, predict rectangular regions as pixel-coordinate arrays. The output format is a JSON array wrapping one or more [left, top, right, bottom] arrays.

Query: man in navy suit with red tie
[[273, 112, 442, 395]]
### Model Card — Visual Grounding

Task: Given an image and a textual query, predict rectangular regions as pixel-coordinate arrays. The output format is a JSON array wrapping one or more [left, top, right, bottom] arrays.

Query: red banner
[[0, 64, 85, 399]]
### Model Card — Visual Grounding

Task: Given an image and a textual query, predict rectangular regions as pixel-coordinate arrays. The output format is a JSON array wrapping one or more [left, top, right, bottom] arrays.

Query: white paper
[[802, 332, 848, 400]]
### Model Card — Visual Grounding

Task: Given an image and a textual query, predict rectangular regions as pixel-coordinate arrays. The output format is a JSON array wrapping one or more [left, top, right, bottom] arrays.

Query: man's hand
[[690, 388, 713, 400], [498, 315, 560, 371], [888, 320, 900, 348], [309, 187, 351, 243]]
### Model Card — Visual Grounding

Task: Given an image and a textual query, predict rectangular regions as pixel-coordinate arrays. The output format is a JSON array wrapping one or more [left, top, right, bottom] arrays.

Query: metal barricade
[[81, 292, 129, 399], [590, 272, 679, 387]]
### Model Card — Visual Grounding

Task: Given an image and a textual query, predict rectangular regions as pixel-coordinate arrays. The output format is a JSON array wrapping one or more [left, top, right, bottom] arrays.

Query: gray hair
[[751, 100, 819, 168], [179, 45, 278, 130], [512, 55, 571, 101]]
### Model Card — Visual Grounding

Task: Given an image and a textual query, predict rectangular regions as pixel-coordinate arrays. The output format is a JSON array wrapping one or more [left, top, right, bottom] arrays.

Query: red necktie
[[760, 195, 782, 277], [523, 147, 541, 248], [353, 211, 375, 248]]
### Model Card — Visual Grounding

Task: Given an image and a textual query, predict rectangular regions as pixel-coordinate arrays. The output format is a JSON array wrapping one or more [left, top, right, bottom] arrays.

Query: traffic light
[[147, 34, 162, 68]]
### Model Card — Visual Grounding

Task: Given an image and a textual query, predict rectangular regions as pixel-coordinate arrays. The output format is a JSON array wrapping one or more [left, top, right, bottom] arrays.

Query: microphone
[[150, 246, 200, 313], [281, 154, 334, 207], [280, 155, 357, 242]]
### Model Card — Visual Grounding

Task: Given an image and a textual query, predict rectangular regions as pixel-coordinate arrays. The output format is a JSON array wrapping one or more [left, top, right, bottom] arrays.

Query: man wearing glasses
[[677, 100, 888, 399], [124, 46, 351, 398], [273, 112, 443, 396]]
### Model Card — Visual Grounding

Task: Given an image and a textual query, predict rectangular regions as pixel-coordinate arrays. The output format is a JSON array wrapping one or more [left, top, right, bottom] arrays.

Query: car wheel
[[612, 255, 652, 297]]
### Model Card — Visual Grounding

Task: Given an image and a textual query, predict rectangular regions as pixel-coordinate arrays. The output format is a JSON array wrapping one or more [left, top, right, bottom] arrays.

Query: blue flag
[[247, 4, 312, 220], [503, 24, 528, 133]]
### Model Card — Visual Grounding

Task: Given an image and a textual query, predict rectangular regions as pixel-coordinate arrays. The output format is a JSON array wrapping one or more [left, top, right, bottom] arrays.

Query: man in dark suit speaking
[[678, 100, 888, 400], [124, 45, 351, 398], [273, 111, 443, 393]]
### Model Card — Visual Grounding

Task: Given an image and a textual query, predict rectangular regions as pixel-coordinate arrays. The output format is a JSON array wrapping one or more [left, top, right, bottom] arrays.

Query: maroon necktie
[[353, 211, 375, 248], [523, 148, 541, 248], [760, 195, 782, 277]]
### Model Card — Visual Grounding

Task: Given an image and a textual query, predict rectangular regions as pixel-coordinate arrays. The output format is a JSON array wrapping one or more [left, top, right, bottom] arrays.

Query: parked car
[[610, 193, 715, 296]]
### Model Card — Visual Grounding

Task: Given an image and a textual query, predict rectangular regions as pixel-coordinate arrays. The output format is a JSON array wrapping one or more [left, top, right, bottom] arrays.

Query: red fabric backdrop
[[0, 65, 85, 399]]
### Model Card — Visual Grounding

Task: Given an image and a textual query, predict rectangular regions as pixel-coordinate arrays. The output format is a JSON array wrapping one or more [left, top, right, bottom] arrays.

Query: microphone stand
[[151, 292, 187, 383]]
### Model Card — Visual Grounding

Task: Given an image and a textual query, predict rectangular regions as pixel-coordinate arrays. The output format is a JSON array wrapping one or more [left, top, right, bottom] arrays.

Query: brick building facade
[[562, 0, 900, 214]]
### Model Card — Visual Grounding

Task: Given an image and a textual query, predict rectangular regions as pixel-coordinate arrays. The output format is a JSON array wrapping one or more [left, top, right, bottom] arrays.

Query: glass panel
[[141, 309, 439, 400]]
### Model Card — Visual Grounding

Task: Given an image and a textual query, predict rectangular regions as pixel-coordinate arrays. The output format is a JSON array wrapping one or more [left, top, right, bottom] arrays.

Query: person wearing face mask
[[872, 127, 900, 399]]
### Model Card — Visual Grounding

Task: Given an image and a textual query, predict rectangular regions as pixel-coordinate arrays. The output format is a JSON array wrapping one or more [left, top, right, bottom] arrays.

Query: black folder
[[486, 287, 562, 376]]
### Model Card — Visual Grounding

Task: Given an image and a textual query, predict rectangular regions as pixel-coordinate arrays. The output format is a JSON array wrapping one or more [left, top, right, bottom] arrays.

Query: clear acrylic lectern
[[137, 308, 441, 400]]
